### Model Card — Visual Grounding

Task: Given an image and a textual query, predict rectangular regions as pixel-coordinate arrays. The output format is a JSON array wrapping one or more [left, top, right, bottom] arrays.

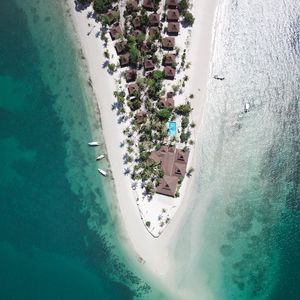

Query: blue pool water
[[168, 121, 176, 136]]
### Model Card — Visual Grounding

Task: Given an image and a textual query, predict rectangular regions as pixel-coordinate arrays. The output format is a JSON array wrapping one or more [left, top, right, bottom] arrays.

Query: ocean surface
[[0, 0, 166, 299], [172, 0, 300, 299], [1, 0, 299, 299]]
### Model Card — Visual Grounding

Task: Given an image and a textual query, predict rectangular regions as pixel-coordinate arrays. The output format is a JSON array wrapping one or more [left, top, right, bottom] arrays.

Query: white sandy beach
[[67, 0, 218, 297]]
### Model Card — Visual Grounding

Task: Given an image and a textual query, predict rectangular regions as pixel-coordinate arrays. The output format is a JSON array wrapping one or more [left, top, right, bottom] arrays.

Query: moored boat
[[88, 141, 99, 146], [244, 102, 250, 113], [98, 168, 107, 176], [96, 154, 105, 160]]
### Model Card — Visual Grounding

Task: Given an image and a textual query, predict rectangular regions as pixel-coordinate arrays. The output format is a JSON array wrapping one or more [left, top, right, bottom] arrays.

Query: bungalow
[[119, 53, 130, 67], [149, 146, 190, 197], [156, 176, 178, 197], [128, 83, 139, 96], [149, 26, 160, 39], [163, 53, 176, 66], [125, 69, 137, 82], [132, 29, 143, 39], [171, 149, 190, 177], [132, 16, 142, 29], [140, 42, 151, 54], [149, 13, 160, 26], [167, 9, 180, 22], [103, 10, 116, 25], [109, 23, 122, 40], [167, 22, 180, 35], [164, 66, 176, 79], [160, 96, 175, 108], [126, 0, 139, 11], [144, 58, 155, 71], [161, 37, 175, 50], [166, 0, 178, 9], [114, 40, 127, 55], [142, 0, 154, 11], [135, 111, 147, 123], [167, 91, 174, 98]]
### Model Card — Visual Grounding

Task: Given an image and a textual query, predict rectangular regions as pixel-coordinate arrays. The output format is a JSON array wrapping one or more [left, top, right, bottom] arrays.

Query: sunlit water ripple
[[173, 0, 300, 299]]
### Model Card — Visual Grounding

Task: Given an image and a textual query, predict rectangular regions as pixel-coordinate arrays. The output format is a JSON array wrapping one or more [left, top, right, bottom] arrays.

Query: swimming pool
[[168, 121, 176, 136]]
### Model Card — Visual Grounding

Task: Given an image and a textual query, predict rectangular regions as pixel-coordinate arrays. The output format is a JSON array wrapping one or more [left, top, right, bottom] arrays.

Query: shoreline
[[66, 0, 218, 295]]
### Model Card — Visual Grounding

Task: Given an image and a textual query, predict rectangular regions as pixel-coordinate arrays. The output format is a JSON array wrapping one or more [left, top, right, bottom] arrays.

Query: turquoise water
[[168, 122, 176, 137], [2, 0, 300, 299], [0, 1, 166, 299], [171, 0, 300, 299]]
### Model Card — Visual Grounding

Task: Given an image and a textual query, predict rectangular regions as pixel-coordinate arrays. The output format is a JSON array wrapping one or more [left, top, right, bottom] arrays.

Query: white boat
[[244, 102, 250, 113], [88, 141, 99, 146], [98, 168, 107, 177], [96, 154, 105, 161]]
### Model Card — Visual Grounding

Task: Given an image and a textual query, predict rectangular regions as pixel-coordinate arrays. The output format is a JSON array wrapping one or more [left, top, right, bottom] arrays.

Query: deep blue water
[[0, 1, 153, 299]]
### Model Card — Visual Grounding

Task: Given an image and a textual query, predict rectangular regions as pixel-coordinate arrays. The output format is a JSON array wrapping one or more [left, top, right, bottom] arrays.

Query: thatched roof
[[167, 9, 180, 22], [156, 176, 178, 197], [142, 0, 154, 11], [109, 23, 122, 40], [149, 26, 160, 38], [144, 58, 155, 71], [167, 22, 180, 35], [132, 16, 141, 29], [119, 53, 130, 67], [160, 96, 175, 108], [164, 66, 176, 79], [128, 83, 139, 95], [126, 0, 139, 11], [149, 13, 160, 26], [161, 37, 175, 49], [125, 69, 137, 82], [166, 0, 178, 9], [163, 53, 176, 66], [114, 41, 127, 55]]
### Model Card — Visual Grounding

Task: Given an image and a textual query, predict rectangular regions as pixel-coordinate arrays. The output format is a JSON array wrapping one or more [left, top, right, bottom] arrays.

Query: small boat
[[96, 154, 105, 161], [244, 102, 250, 113], [88, 141, 99, 146], [98, 168, 107, 176], [213, 75, 225, 81]]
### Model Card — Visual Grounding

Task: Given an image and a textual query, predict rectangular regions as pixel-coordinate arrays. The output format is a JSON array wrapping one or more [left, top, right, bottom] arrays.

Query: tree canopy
[[93, 0, 112, 13], [158, 108, 172, 120], [178, 0, 189, 13], [129, 45, 141, 65], [184, 11, 195, 26], [175, 103, 192, 116]]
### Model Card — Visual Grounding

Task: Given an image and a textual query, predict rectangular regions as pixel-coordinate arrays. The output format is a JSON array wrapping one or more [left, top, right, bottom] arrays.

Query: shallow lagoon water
[[1, 0, 299, 299], [172, 0, 300, 299], [0, 1, 166, 299]]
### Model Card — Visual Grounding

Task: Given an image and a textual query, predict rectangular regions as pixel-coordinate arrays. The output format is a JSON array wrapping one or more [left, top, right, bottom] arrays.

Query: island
[[69, 0, 217, 274]]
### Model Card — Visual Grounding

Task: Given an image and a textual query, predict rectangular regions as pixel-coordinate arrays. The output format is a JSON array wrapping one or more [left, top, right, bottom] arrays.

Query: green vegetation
[[108, 63, 116, 73], [175, 102, 192, 116], [187, 167, 194, 177], [180, 130, 191, 143], [153, 70, 164, 80], [127, 97, 142, 111], [178, 0, 189, 13], [158, 108, 172, 120], [181, 116, 189, 129], [104, 50, 110, 59], [140, 11, 149, 27], [93, 0, 112, 13], [100, 15, 110, 26], [129, 45, 141, 65], [184, 11, 195, 26], [100, 0, 195, 200]]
